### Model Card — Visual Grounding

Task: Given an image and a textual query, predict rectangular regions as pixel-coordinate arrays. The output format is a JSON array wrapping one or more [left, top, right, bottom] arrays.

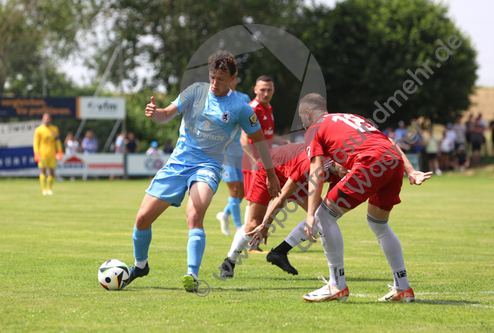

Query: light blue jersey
[[225, 91, 252, 159], [170, 83, 259, 168], [147, 83, 260, 207]]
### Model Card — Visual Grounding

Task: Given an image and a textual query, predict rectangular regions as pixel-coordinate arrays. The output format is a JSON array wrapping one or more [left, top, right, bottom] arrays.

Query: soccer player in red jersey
[[240, 75, 289, 252], [218, 142, 343, 279], [298, 93, 431, 303]]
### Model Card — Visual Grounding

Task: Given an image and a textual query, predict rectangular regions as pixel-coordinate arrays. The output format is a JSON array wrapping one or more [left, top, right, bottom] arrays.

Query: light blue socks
[[228, 196, 242, 228], [187, 228, 206, 276], [133, 225, 152, 262]]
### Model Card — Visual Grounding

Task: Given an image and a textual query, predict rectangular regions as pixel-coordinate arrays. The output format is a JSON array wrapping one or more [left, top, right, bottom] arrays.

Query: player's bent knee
[[315, 201, 343, 224], [135, 211, 155, 230]]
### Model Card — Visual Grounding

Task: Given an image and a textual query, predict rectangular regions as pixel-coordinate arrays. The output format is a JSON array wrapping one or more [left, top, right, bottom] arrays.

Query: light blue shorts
[[221, 165, 244, 183], [146, 162, 221, 207], [221, 155, 243, 183]]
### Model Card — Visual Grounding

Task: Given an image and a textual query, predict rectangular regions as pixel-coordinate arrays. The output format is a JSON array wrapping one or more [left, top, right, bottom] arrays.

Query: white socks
[[134, 259, 148, 269], [227, 226, 252, 261], [315, 202, 346, 288], [285, 219, 308, 247], [244, 205, 250, 225], [367, 213, 410, 290]]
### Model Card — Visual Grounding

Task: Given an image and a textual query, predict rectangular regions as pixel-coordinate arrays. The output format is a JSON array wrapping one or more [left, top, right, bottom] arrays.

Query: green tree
[[90, 1, 302, 90], [0, 0, 100, 97], [296, 0, 478, 126]]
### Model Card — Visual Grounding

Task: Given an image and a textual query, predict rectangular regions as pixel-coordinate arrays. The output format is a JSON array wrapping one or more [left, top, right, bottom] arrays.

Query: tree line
[[0, 0, 477, 150]]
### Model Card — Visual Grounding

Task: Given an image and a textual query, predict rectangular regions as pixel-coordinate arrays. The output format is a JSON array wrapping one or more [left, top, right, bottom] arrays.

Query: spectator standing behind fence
[[411, 130, 425, 171], [64, 132, 79, 181], [146, 141, 163, 156], [82, 130, 98, 154], [394, 121, 408, 150], [125, 132, 141, 153], [163, 138, 174, 154], [425, 127, 441, 175], [115, 132, 126, 154], [490, 118, 494, 155], [453, 116, 467, 151], [465, 114, 474, 152], [469, 115, 485, 167], [64, 132, 79, 156], [454, 145, 470, 171], [439, 130, 454, 171]]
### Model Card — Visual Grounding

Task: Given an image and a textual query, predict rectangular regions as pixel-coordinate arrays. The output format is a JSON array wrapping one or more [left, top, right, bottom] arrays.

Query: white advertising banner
[[78, 97, 125, 119], [126, 154, 170, 176], [0, 120, 40, 148], [0, 154, 124, 177]]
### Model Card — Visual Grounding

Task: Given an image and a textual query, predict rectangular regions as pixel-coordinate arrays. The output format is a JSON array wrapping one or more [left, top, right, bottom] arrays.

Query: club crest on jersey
[[249, 113, 258, 127], [221, 111, 230, 123]]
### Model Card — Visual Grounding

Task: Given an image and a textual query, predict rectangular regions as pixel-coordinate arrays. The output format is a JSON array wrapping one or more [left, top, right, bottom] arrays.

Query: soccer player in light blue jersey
[[216, 74, 251, 236], [127, 50, 281, 292]]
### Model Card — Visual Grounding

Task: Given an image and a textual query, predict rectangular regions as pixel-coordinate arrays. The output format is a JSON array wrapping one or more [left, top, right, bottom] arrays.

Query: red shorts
[[246, 169, 309, 206], [326, 152, 404, 211], [242, 170, 256, 198]]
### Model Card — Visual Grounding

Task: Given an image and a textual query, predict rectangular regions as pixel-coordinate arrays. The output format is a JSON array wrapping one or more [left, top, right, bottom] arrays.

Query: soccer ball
[[98, 259, 130, 290]]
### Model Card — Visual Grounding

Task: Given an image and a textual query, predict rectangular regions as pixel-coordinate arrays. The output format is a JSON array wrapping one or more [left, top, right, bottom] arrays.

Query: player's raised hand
[[408, 171, 433, 185], [145, 96, 156, 118]]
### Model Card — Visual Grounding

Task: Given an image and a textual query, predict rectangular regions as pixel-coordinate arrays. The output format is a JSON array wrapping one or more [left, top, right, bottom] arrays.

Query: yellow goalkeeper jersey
[[33, 124, 62, 159]]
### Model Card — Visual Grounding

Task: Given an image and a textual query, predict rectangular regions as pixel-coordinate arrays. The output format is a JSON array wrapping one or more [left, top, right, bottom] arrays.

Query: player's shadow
[[414, 299, 484, 306], [125, 287, 184, 291], [212, 286, 311, 292], [247, 276, 389, 283]]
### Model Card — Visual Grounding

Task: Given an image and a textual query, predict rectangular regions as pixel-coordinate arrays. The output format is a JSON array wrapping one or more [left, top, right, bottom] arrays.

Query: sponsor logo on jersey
[[249, 113, 259, 127], [221, 111, 230, 123], [202, 120, 211, 131]]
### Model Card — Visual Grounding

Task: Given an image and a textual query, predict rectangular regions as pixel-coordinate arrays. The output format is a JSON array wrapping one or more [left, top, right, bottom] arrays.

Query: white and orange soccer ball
[[98, 259, 130, 290]]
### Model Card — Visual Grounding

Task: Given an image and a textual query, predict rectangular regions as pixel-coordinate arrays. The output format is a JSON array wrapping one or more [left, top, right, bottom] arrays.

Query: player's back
[[305, 113, 397, 169], [256, 143, 306, 177]]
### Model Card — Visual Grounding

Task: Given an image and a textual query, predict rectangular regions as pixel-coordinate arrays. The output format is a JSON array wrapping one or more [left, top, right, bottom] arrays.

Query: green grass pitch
[[1, 171, 493, 332]]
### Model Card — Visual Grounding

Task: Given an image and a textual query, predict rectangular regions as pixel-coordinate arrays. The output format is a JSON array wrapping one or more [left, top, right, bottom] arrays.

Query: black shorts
[[427, 153, 438, 160], [472, 142, 482, 152]]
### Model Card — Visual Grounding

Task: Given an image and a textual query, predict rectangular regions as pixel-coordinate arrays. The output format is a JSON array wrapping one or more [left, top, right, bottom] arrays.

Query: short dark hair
[[208, 50, 237, 76], [256, 75, 274, 84], [299, 93, 327, 114]]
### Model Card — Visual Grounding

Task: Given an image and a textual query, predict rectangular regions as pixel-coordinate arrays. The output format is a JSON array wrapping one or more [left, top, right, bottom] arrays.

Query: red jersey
[[247, 143, 337, 206], [257, 143, 334, 184], [305, 113, 401, 170], [242, 98, 275, 171], [248, 99, 274, 144]]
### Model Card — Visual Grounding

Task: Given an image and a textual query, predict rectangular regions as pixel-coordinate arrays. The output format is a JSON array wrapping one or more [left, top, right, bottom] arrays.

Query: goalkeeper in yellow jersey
[[33, 113, 63, 195]]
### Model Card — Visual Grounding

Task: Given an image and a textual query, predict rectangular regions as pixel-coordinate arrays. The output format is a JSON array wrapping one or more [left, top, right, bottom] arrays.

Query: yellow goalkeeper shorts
[[38, 157, 57, 169]]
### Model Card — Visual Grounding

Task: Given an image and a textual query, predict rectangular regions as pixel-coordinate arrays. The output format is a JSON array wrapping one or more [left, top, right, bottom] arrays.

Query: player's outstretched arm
[[247, 179, 300, 245], [145, 96, 179, 124], [389, 138, 432, 185], [248, 129, 281, 197], [305, 155, 324, 242]]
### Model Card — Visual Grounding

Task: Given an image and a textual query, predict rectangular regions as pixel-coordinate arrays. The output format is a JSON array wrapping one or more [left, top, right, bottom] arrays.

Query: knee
[[136, 211, 153, 230], [244, 217, 260, 232], [187, 210, 203, 228], [230, 184, 241, 198]]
